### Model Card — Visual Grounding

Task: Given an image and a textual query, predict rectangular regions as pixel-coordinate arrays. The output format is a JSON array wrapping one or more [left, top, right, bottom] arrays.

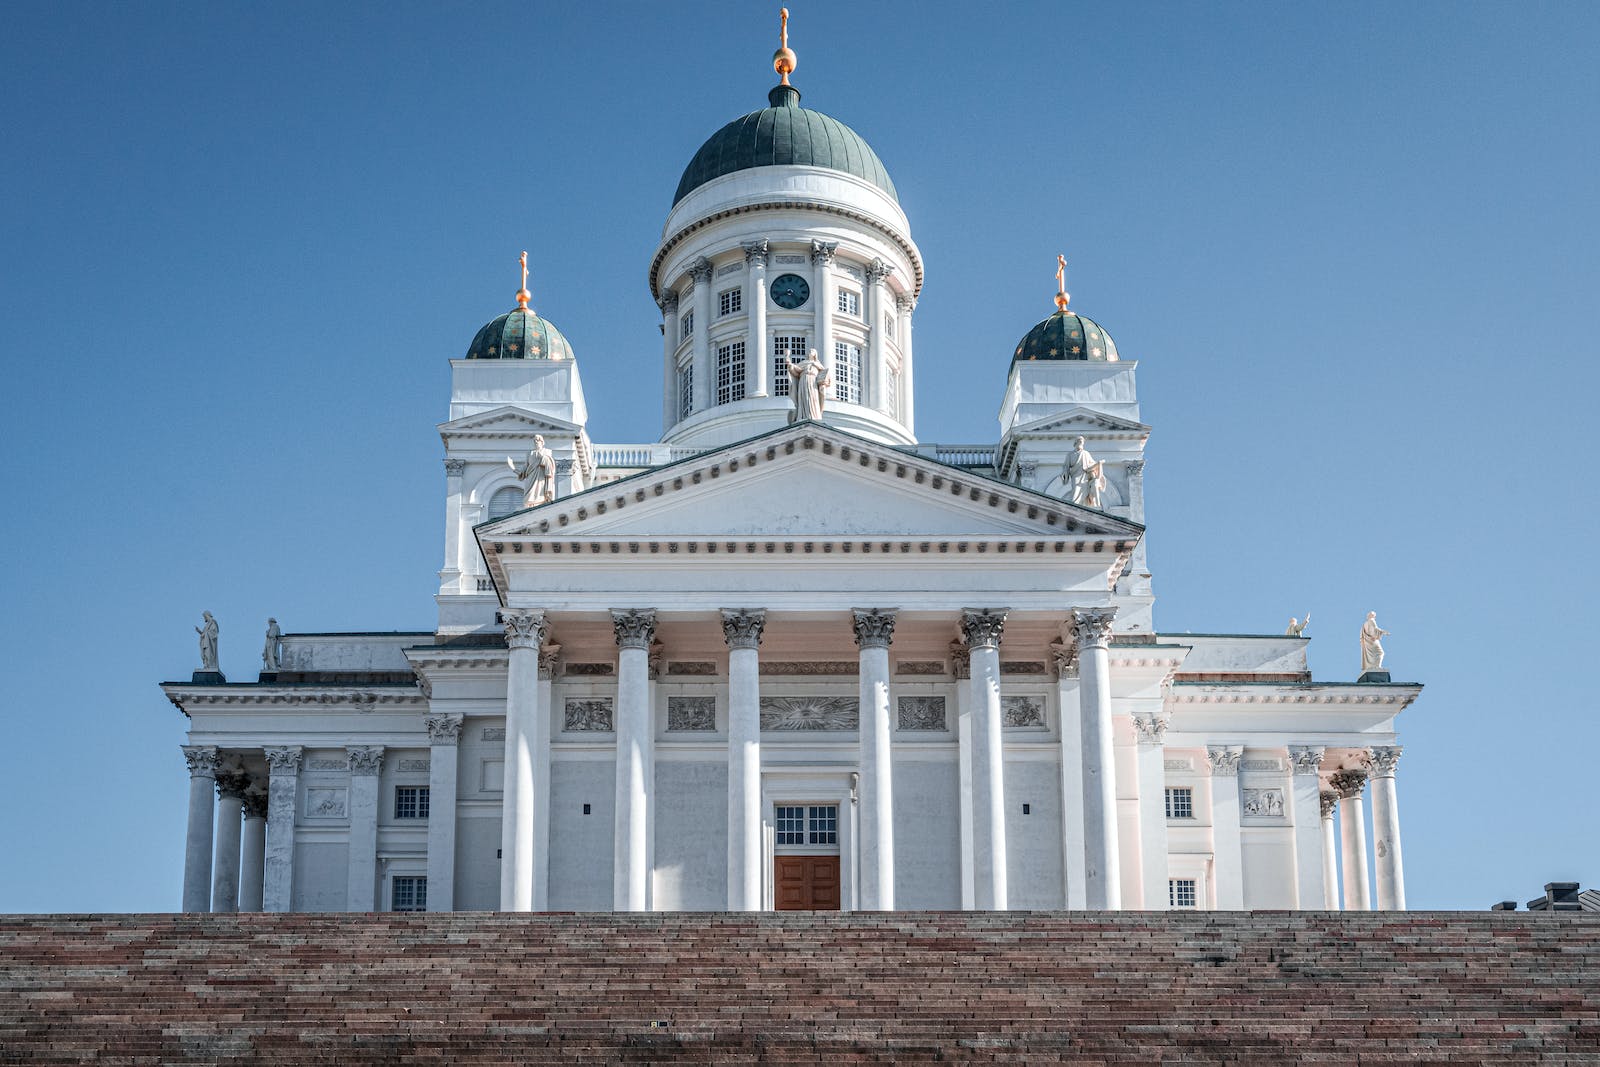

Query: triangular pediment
[[1011, 406, 1151, 437], [438, 405, 583, 439], [478, 423, 1142, 542]]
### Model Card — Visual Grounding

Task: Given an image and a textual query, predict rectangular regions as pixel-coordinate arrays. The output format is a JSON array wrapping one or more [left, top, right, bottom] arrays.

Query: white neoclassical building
[[163, 20, 1420, 916]]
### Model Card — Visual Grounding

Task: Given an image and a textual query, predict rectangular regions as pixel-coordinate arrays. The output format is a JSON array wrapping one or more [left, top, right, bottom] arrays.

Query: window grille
[[487, 486, 523, 520], [394, 785, 430, 820], [773, 336, 806, 397], [776, 805, 806, 845], [807, 805, 838, 845], [718, 288, 742, 316], [884, 311, 895, 341], [716, 341, 746, 405], [1165, 787, 1194, 819], [833, 342, 862, 404], [1169, 879, 1198, 908], [678, 365, 693, 420], [836, 288, 860, 316], [680, 309, 694, 338], [392, 876, 427, 912]]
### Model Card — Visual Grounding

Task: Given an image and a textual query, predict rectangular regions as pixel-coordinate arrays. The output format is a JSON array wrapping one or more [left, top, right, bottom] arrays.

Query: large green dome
[[673, 84, 897, 207], [465, 305, 573, 361], [1013, 309, 1120, 364]]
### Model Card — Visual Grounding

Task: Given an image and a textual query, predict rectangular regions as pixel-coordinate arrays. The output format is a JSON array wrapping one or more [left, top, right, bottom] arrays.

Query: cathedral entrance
[[772, 803, 841, 911]]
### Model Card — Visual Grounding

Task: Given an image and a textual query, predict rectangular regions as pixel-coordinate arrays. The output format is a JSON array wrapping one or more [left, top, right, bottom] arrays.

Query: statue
[[1285, 614, 1310, 637], [262, 618, 282, 672], [195, 612, 219, 672], [1062, 436, 1106, 508], [786, 349, 831, 423], [1360, 612, 1389, 672], [507, 434, 556, 507]]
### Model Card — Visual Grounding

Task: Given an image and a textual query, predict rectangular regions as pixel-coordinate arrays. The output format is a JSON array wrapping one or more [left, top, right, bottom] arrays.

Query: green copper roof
[[465, 307, 573, 361], [673, 84, 898, 207], [1012, 310, 1120, 364]]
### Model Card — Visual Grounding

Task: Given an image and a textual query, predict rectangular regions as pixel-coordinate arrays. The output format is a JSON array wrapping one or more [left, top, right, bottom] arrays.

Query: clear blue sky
[[2, 1, 1595, 912]]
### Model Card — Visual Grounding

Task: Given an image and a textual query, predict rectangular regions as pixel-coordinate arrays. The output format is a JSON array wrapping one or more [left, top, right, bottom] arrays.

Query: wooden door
[[774, 856, 841, 911]]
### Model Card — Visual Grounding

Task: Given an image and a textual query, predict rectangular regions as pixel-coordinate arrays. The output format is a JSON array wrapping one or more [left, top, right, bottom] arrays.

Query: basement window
[[392, 876, 427, 912], [1168, 879, 1198, 909]]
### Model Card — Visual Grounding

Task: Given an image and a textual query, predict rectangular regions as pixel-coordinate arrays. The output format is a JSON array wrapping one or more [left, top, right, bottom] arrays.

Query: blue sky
[[1, 1, 1595, 912]]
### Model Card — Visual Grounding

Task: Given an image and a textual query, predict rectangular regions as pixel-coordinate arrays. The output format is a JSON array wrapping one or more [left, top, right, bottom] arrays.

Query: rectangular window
[[678, 365, 693, 420], [680, 309, 694, 338], [716, 341, 746, 405], [1169, 878, 1198, 909], [394, 785, 430, 820], [883, 311, 896, 341], [773, 335, 806, 397], [833, 342, 862, 404], [392, 876, 427, 912], [1165, 787, 1194, 820], [718, 287, 742, 316], [776, 805, 806, 845], [836, 288, 860, 316], [886, 368, 899, 418], [808, 805, 838, 845]]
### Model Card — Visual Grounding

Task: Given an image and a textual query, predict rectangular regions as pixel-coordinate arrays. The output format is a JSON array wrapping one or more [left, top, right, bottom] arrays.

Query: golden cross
[[520, 251, 529, 292], [1056, 254, 1067, 295], [780, 8, 789, 51]]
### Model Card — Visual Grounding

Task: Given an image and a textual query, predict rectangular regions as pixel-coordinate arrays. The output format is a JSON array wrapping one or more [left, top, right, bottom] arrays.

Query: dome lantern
[[464, 251, 574, 361]]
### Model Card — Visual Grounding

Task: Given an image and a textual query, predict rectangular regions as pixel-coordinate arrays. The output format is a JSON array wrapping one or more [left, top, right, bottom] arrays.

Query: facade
[[162, 23, 1420, 916]]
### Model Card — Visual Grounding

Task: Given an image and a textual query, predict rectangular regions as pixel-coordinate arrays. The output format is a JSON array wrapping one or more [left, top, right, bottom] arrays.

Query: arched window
[[487, 486, 524, 519]]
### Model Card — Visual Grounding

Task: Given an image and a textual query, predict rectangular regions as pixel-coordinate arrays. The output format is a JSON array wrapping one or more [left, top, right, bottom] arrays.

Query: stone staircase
[[1, 911, 1596, 1063]]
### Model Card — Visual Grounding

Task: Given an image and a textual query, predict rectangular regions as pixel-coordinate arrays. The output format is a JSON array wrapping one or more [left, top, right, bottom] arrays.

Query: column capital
[[742, 239, 769, 267], [658, 289, 679, 314], [687, 256, 714, 283], [182, 745, 221, 779], [500, 609, 547, 651], [865, 258, 893, 285], [1289, 745, 1326, 776], [1320, 791, 1339, 819], [611, 609, 658, 651], [1071, 607, 1117, 649], [1125, 459, 1145, 478], [1132, 714, 1168, 746], [1207, 745, 1243, 777], [1329, 769, 1368, 799], [443, 457, 466, 477], [895, 293, 916, 314], [721, 608, 767, 650], [215, 768, 251, 802], [425, 713, 464, 745], [948, 640, 971, 680], [243, 791, 270, 820], [538, 642, 563, 679], [810, 239, 838, 267], [346, 746, 385, 776], [1362, 745, 1402, 778], [851, 609, 897, 650], [263, 746, 303, 775], [1049, 640, 1078, 680], [648, 641, 665, 680], [958, 609, 1008, 650]]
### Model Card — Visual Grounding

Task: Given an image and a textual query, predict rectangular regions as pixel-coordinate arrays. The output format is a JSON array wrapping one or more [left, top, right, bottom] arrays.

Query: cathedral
[[162, 13, 1420, 917]]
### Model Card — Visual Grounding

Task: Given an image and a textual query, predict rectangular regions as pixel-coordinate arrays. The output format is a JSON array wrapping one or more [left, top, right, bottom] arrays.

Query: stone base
[[1358, 670, 1391, 684], [191, 670, 227, 684]]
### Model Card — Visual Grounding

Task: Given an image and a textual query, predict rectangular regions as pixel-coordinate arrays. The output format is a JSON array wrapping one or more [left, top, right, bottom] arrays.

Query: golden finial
[[516, 250, 532, 310], [773, 8, 797, 85], [1054, 253, 1071, 312]]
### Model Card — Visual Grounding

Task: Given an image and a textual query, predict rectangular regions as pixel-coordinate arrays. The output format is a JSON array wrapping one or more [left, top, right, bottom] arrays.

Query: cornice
[[404, 647, 511, 671], [1169, 683, 1420, 708], [162, 686, 427, 709]]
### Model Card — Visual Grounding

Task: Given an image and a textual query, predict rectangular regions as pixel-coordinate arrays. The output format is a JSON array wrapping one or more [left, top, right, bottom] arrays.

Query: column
[[951, 642, 976, 909], [865, 259, 891, 412], [722, 609, 766, 911], [612, 609, 656, 911], [180, 745, 220, 913], [811, 240, 837, 381], [689, 258, 714, 415], [1363, 747, 1406, 910], [1319, 790, 1341, 909], [210, 766, 248, 913], [1053, 646, 1087, 909], [239, 790, 267, 912], [1132, 714, 1170, 910], [1288, 746, 1328, 909], [853, 609, 896, 910], [425, 714, 464, 912], [743, 241, 769, 397], [1331, 769, 1372, 911], [1074, 607, 1121, 910], [345, 746, 383, 911], [960, 609, 1008, 910], [262, 746, 302, 912], [1207, 746, 1244, 909], [896, 294, 916, 435], [441, 457, 465, 591], [534, 642, 560, 909], [499, 609, 546, 911], [659, 289, 679, 431]]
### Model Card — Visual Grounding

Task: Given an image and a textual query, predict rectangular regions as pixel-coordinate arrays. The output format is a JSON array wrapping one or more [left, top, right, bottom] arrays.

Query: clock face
[[770, 273, 810, 309]]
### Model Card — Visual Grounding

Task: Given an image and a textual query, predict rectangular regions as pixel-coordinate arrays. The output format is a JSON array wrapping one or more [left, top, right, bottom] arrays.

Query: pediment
[[1011, 406, 1151, 437], [439, 405, 583, 439], [478, 423, 1142, 542]]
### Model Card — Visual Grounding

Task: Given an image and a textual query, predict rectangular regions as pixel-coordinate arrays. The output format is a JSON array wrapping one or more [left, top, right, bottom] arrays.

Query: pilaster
[[425, 714, 464, 912], [1288, 746, 1327, 909], [345, 746, 384, 911], [262, 746, 302, 912], [1207, 745, 1245, 909], [1132, 714, 1169, 910]]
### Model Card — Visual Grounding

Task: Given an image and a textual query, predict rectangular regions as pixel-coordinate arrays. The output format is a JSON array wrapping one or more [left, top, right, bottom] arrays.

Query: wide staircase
[[2, 911, 1596, 1063]]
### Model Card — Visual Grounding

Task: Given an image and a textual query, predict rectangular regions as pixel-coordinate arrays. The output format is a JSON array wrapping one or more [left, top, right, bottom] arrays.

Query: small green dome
[[465, 306, 573, 361], [673, 84, 897, 207], [1012, 310, 1120, 364]]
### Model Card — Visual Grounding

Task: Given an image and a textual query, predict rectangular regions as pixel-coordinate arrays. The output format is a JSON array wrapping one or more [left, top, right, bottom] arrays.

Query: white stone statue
[[1286, 614, 1310, 637], [1360, 611, 1390, 672], [507, 434, 556, 507], [262, 618, 282, 672], [786, 349, 831, 423], [1062, 436, 1106, 508], [195, 611, 219, 672]]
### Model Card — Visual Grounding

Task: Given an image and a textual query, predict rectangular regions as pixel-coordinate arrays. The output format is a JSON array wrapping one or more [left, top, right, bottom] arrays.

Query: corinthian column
[[1132, 714, 1169, 909], [1363, 746, 1406, 910], [262, 746, 302, 912], [896, 294, 916, 434], [951, 642, 976, 909], [744, 241, 769, 397], [181, 746, 220, 913], [1331, 769, 1371, 911], [239, 790, 267, 912], [688, 258, 714, 415], [659, 289, 679, 432], [500, 609, 546, 911], [1053, 645, 1086, 908], [811, 241, 838, 382], [210, 766, 249, 913], [345, 746, 384, 911], [853, 609, 897, 910], [1208, 746, 1245, 909], [960, 609, 1008, 910], [612, 609, 656, 911], [722, 609, 766, 911], [1288, 746, 1328, 909], [425, 714, 464, 912], [865, 259, 892, 412], [1073, 607, 1121, 910], [1320, 790, 1340, 909]]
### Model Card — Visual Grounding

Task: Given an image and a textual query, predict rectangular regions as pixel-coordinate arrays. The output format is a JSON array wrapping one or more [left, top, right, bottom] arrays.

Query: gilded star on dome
[[1072, 345, 1081, 354], [487, 345, 497, 354], [507, 342, 520, 352], [1091, 347, 1102, 356], [1048, 348, 1059, 356]]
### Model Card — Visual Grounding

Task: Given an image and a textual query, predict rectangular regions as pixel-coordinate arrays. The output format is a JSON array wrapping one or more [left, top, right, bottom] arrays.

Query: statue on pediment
[[195, 612, 219, 672], [787, 349, 831, 422], [508, 434, 556, 507], [1286, 614, 1310, 637], [262, 618, 282, 672], [1062, 436, 1106, 508], [1360, 612, 1389, 672]]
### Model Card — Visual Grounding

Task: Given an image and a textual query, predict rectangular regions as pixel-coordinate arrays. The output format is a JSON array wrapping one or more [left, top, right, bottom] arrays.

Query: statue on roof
[[195, 612, 219, 672], [787, 349, 831, 423], [508, 434, 556, 507], [262, 618, 282, 672], [1286, 614, 1310, 637], [1360, 612, 1390, 673], [1062, 436, 1106, 508]]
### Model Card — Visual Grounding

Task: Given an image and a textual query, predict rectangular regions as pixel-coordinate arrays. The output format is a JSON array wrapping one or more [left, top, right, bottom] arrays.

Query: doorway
[[772, 803, 842, 912]]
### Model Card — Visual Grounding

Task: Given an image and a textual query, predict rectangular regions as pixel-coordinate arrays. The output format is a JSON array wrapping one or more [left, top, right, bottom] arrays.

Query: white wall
[[653, 761, 729, 910], [547, 759, 615, 910], [891, 758, 962, 910]]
